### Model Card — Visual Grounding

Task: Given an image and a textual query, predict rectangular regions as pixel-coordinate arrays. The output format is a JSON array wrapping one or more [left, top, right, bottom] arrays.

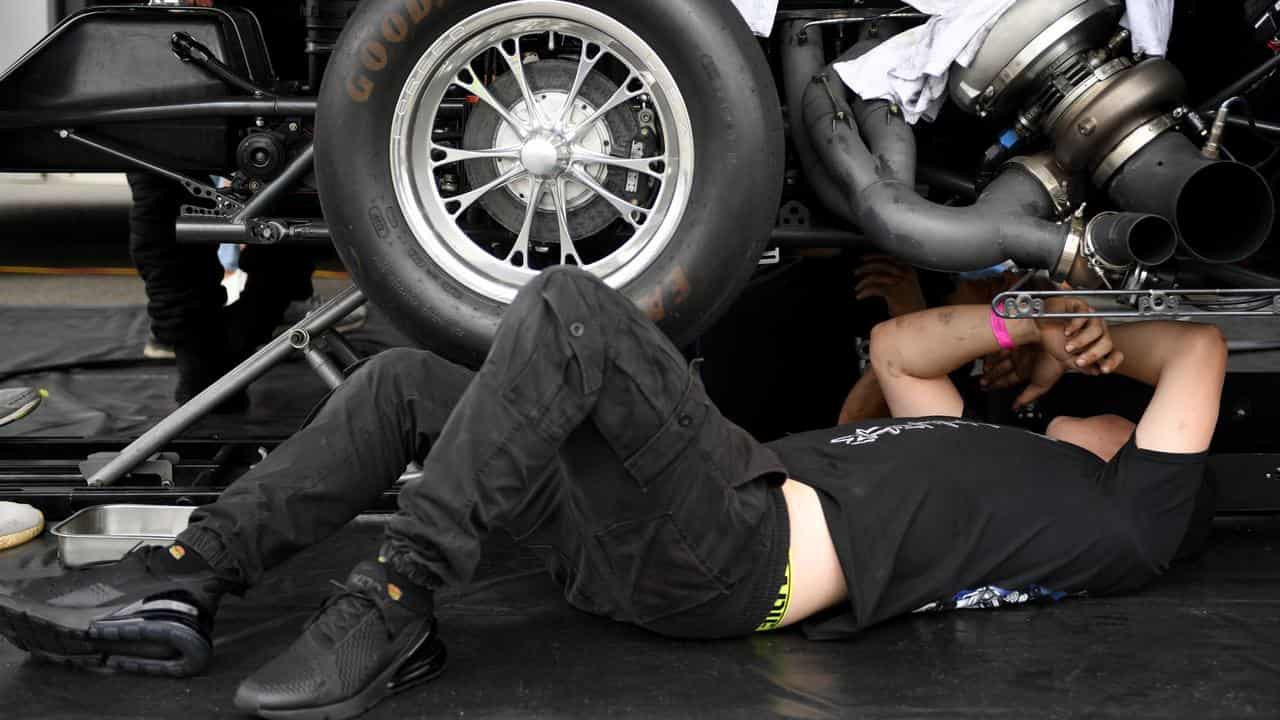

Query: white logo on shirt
[[830, 419, 1001, 447]]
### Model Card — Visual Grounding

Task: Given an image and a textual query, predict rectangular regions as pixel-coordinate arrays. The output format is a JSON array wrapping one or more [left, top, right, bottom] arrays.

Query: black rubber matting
[[0, 302, 413, 439], [0, 515, 1277, 719]]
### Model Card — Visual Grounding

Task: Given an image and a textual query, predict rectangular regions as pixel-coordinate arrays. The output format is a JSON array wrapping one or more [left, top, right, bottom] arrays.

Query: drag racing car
[[1, 0, 1278, 365]]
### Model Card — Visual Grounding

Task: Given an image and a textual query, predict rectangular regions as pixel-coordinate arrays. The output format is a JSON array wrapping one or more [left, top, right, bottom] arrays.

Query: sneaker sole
[[0, 595, 211, 677], [239, 619, 447, 720], [0, 518, 44, 551]]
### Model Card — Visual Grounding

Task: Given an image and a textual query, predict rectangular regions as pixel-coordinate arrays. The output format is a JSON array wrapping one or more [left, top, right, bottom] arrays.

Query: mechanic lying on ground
[[0, 266, 1223, 720]]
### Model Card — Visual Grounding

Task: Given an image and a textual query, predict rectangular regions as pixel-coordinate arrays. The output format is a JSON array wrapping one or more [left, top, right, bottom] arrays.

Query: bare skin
[[774, 300, 1226, 628]]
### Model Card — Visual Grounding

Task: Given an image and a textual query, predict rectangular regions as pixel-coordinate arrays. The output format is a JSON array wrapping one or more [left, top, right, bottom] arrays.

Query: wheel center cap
[[521, 137, 562, 178]]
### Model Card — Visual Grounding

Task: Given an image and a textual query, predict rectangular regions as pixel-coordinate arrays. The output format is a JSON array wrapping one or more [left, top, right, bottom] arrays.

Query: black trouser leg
[[230, 246, 316, 356], [179, 349, 475, 585], [126, 172, 226, 346], [382, 267, 785, 634]]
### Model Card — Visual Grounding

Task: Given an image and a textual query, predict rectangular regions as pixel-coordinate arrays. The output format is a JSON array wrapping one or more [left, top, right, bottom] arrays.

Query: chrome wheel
[[390, 1, 695, 304]]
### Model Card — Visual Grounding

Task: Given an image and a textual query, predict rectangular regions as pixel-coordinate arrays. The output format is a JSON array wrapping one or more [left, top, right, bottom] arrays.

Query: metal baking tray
[[51, 505, 196, 567]]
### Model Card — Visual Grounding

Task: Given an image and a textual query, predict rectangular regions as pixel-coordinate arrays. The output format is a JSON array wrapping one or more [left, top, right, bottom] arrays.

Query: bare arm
[[870, 299, 1118, 419], [870, 306, 1042, 418], [1105, 322, 1227, 454], [838, 369, 890, 424]]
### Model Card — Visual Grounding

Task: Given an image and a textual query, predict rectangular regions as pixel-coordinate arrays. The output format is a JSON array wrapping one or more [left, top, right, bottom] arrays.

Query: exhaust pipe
[[786, 37, 1191, 277], [1106, 132, 1274, 264], [800, 67, 1075, 273]]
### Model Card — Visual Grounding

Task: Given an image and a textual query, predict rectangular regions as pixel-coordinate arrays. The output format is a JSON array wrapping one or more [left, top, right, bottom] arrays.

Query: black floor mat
[[1, 302, 1277, 717], [0, 515, 1276, 719], [0, 303, 414, 439]]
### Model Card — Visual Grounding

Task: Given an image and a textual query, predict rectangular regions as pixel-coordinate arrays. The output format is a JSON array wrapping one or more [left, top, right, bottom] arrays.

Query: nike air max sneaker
[[0, 543, 234, 676], [234, 560, 445, 720]]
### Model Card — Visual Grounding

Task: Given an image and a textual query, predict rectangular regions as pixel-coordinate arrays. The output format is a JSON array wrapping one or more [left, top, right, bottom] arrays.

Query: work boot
[[234, 560, 445, 720], [0, 543, 236, 676]]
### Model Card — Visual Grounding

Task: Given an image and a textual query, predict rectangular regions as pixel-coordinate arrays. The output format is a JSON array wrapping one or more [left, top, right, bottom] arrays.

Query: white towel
[[1121, 0, 1174, 57], [729, 0, 779, 37], [834, 0, 1017, 124]]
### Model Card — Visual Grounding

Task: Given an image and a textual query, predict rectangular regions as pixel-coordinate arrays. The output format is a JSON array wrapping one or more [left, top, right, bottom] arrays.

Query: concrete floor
[[0, 273, 352, 307]]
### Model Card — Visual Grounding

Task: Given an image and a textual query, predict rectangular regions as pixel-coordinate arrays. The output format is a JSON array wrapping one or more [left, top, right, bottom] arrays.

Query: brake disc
[[461, 58, 641, 245]]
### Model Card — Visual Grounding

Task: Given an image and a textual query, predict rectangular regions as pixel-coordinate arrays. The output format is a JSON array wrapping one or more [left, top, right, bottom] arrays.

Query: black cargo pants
[[181, 267, 789, 638]]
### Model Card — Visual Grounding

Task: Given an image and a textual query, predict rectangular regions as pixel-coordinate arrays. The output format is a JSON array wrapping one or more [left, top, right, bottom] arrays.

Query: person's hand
[[854, 255, 926, 317], [981, 346, 1067, 410], [980, 347, 1036, 392], [1011, 349, 1069, 410], [1034, 297, 1125, 376]]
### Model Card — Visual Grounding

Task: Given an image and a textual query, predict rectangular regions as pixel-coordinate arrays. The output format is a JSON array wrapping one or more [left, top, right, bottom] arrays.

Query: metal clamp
[[976, 0, 1123, 117], [1004, 153, 1075, 217], [1091, 113, 1177, 187], [1052, 212, 1086, 283]]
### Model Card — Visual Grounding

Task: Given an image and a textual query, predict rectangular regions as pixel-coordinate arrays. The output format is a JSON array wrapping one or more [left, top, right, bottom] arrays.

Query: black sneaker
[[234, 560, 445, 720], [0, 543, 234, 677]]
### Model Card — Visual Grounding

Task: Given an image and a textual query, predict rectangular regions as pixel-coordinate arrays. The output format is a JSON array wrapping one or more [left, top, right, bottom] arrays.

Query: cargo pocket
[[595, 513, 727, 626], [621, 367, 710, 490]]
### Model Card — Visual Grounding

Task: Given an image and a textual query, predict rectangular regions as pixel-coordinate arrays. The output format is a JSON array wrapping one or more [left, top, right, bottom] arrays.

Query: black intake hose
[[1085, 212, 1178, 268], [1107, 132, 1275, 264]]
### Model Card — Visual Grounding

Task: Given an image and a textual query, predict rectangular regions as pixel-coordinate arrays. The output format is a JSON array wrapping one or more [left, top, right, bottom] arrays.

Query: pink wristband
[[989, 308, 1016, 351]]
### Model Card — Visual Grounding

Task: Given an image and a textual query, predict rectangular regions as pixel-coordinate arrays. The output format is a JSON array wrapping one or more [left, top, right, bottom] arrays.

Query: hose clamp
[[1003, 153, 1074, 217], [1091, 113, 1177, 187], [1081, 211, 1134, 273], [1052, 212, 1085, 283]]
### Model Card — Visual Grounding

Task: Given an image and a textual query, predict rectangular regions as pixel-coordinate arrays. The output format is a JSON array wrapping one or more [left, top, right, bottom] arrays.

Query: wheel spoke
[[550, 177, 581, 265], [506, 177, 546, 268], [564, 73, 646, 142], [445, 165, 527, 218], [453, 70, 530, 140], [430, 143, 522, 166], [571, 147, 668, 179], [556, 42, 604, 129], [497, 37, 549, 130], [568, 165, 647, 228]]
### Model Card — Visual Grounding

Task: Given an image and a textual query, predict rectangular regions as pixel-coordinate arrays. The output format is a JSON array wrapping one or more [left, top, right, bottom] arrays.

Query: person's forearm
[[1106, 321, 1221, 387], [870, 305, 1040, 381], [838, 369, 890, 424]]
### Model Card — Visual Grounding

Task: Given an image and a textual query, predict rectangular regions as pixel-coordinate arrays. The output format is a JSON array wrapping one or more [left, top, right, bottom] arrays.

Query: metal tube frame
[[234, 143, 315, 221], [86, 287, 368, 487], [0, 97, 316, 131]]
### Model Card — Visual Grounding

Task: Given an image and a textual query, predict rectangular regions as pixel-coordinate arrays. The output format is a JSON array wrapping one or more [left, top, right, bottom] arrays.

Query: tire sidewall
[[317, 0, 783, 365]]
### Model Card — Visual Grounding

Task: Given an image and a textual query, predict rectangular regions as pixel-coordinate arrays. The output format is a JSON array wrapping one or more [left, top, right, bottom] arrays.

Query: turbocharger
[[949, 0, 1274, 265]]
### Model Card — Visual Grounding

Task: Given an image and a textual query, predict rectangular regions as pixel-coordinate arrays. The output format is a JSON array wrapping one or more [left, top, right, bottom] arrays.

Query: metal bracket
[[55, 128, 244, 214], [78, 452, 179, 488], [816, 74, 854, 132], [994, 289, 1280, 319]]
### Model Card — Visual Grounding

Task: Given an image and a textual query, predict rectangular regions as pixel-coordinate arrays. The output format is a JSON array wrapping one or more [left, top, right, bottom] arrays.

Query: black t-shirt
[[764, 416, 1208, 639]]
